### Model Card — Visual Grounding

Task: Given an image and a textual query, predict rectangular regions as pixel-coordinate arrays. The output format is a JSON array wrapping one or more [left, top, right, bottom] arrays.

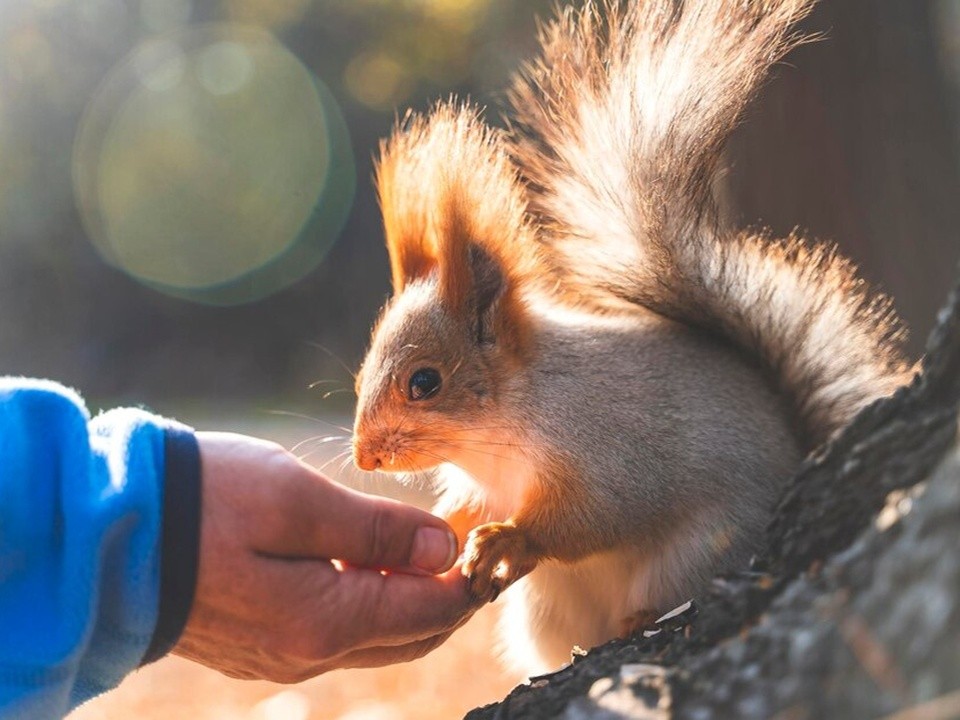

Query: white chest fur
[[498, 550, 643, 674], [433, 430, 539, 520]]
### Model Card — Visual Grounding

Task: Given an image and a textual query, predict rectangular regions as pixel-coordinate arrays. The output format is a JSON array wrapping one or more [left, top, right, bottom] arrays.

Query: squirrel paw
[[462, 523, 537, 602]]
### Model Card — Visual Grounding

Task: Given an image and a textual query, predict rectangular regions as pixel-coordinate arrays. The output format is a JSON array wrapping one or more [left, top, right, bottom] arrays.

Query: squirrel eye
[[408, 368, 442, 401]]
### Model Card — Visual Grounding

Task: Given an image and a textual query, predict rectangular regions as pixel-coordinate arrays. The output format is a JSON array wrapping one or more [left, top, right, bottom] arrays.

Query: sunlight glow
[[408, 0, 485, 22], [344, 51, 412, 111], [72, 24, 355, 305], [250, 690, 311, 720]]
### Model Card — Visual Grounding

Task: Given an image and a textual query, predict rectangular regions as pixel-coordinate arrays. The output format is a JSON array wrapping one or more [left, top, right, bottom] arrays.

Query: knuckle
[[368, 506, 387, 566], [259, 439, 292, 467], [367, 505, 405, 567]]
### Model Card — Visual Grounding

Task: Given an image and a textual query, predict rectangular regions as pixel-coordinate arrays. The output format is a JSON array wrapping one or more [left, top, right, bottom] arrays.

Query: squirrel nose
[[353, 443, 382, 472]]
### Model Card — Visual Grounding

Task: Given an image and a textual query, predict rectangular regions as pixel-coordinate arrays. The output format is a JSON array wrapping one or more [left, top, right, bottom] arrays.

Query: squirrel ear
[[385, 226, 435, 293], [437, 202, 517, 346], [468, 243, 507, 343], [376, 136, 437, 293]]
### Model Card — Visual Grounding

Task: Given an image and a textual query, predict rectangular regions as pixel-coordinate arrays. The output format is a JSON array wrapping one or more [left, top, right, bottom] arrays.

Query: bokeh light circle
[[73, 24, 355, 305]]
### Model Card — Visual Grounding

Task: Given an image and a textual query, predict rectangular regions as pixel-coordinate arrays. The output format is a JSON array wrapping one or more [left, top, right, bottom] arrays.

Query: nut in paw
[[461, 522, 537, 601]]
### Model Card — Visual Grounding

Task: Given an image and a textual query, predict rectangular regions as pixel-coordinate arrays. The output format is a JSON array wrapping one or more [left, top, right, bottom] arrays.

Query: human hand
[[173, 432, 479, 683]]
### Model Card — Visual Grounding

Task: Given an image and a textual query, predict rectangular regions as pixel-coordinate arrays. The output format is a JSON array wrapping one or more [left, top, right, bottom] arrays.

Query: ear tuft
[[376, 101, 541, 357], [376, 133, 437, 293], [470, 244, 505, 324], [386, 230, 435, 293]]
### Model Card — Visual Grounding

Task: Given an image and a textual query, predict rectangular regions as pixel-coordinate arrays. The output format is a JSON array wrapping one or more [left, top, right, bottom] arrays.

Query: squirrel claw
[[462, 522, 537, 602]]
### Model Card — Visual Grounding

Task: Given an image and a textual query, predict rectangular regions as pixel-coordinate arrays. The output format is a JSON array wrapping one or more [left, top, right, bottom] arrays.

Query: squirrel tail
[[507, 0, 911, 448]]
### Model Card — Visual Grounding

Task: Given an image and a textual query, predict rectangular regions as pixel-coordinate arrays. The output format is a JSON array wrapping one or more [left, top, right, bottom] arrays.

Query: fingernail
[[412, 526, 457, 573]]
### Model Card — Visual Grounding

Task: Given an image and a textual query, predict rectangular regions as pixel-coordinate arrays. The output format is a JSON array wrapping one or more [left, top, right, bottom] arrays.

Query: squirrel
[[351, 0, 912, 674]]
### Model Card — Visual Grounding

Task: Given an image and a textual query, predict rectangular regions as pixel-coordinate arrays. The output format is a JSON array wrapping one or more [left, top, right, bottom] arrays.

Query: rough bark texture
[[466, 271, 960, 719]]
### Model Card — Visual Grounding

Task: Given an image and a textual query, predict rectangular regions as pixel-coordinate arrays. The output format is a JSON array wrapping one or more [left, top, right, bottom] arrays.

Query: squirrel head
[[352, 104, 540, 474]]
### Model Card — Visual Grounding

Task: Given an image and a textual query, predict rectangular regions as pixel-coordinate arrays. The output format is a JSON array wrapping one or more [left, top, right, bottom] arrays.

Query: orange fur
[[376, 105, 546, 361]]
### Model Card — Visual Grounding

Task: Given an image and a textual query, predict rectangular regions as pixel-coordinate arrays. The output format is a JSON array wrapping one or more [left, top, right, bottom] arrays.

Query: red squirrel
[[351, 0, 912, 674]]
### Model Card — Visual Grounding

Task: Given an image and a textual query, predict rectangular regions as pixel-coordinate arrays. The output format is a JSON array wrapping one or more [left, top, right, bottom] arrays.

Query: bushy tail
[[507, 0, 911, 448]]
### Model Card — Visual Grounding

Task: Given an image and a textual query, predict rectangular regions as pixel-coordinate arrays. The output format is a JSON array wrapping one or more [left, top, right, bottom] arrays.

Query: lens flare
[[73, 24, 355, 305]]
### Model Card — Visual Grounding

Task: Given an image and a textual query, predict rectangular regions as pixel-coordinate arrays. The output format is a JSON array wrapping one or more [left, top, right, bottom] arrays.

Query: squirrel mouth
[[354, 451, 382, 472], [352, 438, 442, 474]]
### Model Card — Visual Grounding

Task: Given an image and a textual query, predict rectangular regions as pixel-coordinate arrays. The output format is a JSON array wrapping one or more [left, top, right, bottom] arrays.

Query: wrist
[[140, 426, 202, 665]]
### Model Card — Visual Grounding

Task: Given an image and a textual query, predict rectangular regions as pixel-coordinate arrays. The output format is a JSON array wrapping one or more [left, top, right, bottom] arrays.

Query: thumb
[[263, 472, 459, 574], [324, 485, 459, 573]]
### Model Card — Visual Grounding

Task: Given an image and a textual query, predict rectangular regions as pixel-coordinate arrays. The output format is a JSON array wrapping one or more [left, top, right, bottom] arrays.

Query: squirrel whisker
[[429, 441, 528, 465], [306, 444, 351, 472], [305, 340, 358, 381], [289, 434, 349, 455], [267, 409, 352, 434]]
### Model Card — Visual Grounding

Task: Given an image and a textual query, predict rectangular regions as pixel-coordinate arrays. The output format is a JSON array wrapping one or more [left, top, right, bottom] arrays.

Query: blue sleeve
[[0, 378, 201, 718]]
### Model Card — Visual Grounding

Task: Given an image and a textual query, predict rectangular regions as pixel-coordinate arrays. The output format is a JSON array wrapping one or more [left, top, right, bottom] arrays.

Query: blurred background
[[1, 0, 958, 411], [0, 0, 957, 718]]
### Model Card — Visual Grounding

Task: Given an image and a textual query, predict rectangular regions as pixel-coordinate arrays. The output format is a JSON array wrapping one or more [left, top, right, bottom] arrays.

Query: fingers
[[198, 431, 457, 573], [319, 483, 457, 572], [265, 467, 458, 574], [335, 628, 460, 669], [258, 556, 481, 659], [334, 564, 482, 651]]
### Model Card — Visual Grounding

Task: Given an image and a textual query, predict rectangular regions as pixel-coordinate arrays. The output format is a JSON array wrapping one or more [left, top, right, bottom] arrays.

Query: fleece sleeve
[[0, 379, 201, 719]]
